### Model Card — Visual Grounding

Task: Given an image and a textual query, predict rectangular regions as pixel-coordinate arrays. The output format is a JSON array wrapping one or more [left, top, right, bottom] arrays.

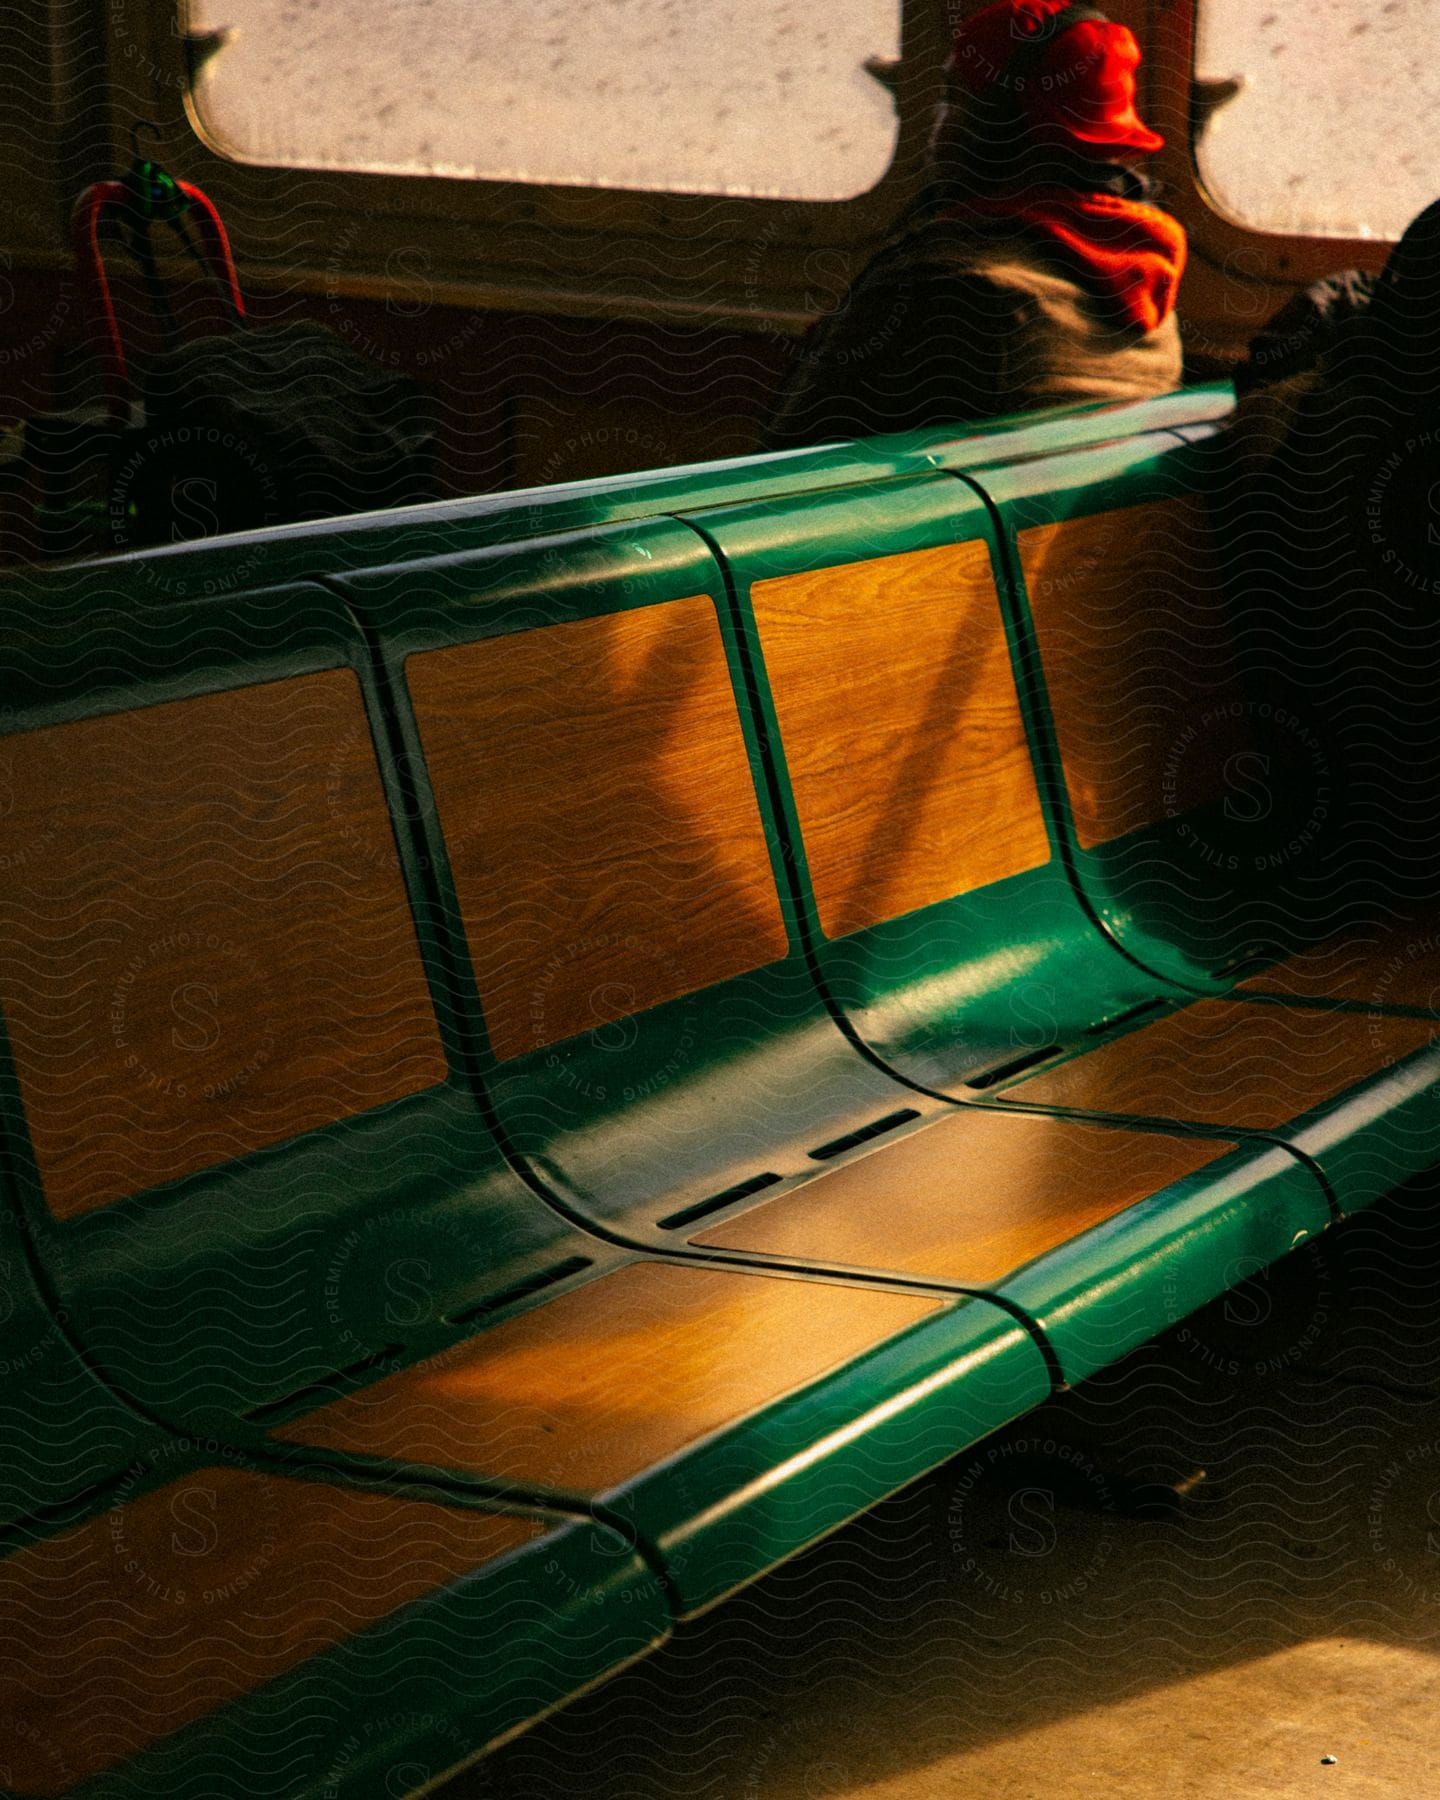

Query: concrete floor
[[444, 1174, 1440, 1800]]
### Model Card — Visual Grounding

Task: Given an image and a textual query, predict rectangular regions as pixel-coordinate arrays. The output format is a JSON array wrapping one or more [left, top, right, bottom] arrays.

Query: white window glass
[[187, 0, 901, 201], [1195, 0, 1437, 241]]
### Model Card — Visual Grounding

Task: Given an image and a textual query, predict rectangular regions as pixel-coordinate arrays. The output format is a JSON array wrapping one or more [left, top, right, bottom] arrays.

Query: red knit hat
[[949, 0, 1164, 157]]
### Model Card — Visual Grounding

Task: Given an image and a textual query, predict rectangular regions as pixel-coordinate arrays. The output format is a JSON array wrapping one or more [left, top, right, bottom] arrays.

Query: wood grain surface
[[749, 540, 1051, 940], [406, 598, 790, 1064], [1236, 917, 1440, 1011], [0, 1468, 538, 1792], [697, 1108, 1225, 1282], [0, 673, 448, 1219], [1003, 999, 1438, 1129], [1017, 498, 1248, 850], [278, 1260, 942, 1491]]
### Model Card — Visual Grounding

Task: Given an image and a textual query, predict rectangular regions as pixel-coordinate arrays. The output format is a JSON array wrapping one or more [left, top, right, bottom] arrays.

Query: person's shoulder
[[1235, 269, 1377, 395]]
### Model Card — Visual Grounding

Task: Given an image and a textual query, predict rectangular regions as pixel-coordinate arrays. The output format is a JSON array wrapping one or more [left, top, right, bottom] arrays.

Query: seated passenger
[[1228, 201, 1440, 904], [761, 0, 1187, 450]]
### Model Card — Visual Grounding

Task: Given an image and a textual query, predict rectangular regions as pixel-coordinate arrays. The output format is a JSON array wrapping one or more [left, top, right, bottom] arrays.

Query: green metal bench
[[0, 543, 1043, 1797], [3, 381, 1437, 1796]]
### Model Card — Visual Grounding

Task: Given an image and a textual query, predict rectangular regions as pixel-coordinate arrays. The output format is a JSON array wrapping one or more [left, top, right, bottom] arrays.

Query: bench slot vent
[[965, 1046, 1063, 1091], [658, 1173, 782, 1232], [807, 1109, 920, 1162], [245, 1344, 405, 1423], [1087, 1000, 1165, 1035], [448, 1256, 593, 1327]]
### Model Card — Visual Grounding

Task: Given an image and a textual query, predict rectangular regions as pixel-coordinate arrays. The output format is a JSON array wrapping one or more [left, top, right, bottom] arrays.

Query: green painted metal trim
[[8, 386, 1235, 613], [686, 472, 1173, 1097], [44, 1093, 623, 1431], [626, 1294, 1049, 1616], [1282, 1041, 1440, 1218], [0, 579, 361, 729], [996, 1138, 1330, 1386], [877, 381, 1235, 475], [340, 514, 940, 1237], [968, 431, 1313, 990], [0, 1189, 157, 1530]]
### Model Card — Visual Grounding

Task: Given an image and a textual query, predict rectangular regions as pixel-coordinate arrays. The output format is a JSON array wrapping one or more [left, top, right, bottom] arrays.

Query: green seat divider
[[681, 471, 1178, 1097], [338, 513, 958, 1238], [940, 436, 1440, 1217], [0, 580, 612, 1433], [652, 450, 1358, 1392], [0, 1446, 666, 1799], [0, 575, 673, 1796], [968, 431, 1321, 990]]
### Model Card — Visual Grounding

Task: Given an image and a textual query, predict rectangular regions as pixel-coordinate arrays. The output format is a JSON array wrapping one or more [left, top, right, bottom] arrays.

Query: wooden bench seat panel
[[695, 1110, 1225, 1282], [749, 541, 1051, 940], [1018, 498, 1247, 850], [0, 674, 448, 1218], [1236, 920, 1440, 1011], [0, 1469, 537, 1793], [278, 1261, 942, 1492], [406, 598, 789, 1063], [1005, 999, 1438, 1130]]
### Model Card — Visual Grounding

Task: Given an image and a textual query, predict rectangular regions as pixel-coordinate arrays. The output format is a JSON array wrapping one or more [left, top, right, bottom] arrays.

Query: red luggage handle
[[71, 169, 245, 422]]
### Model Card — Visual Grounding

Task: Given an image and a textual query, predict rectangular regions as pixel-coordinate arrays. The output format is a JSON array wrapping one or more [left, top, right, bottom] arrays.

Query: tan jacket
[[763, 216, 1182, 450]]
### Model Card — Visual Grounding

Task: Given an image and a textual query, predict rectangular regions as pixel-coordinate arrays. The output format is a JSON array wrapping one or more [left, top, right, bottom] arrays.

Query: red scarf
[[941, 189, 1187, 334]]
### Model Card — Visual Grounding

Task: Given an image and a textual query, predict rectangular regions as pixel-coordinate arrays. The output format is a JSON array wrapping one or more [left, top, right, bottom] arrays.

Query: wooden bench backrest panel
[[1017, 497, 1248, 851], [749, 540, 1051, 941], [407, 596, 789, 1064], [0, 1469, 537, 1792], [0, 672, 448, 1219]]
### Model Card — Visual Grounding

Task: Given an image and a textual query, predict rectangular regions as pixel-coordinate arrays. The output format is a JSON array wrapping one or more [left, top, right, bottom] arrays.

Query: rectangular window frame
[[92, 0, 945, 332], [1151, 0, 1390, 365]]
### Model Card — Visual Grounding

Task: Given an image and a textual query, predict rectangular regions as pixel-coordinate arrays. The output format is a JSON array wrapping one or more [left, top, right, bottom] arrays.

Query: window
[[187, 0, 902, 201], [1195, 0, 1435, 241]]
